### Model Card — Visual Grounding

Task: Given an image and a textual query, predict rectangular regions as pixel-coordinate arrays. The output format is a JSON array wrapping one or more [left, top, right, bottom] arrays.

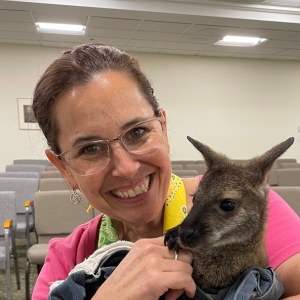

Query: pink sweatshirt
[[32, 189, 300, 299]]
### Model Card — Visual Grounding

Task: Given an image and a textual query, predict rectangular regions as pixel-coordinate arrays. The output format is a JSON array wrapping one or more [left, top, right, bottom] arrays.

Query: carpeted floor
[[0, 233, 39, 300]]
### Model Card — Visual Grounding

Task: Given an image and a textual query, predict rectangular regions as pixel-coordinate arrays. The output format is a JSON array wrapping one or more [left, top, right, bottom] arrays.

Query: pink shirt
[[32, 189, 300, 299]]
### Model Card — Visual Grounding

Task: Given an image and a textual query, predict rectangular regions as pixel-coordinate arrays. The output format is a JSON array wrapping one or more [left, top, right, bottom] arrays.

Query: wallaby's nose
[[179, 227, 195, 246]]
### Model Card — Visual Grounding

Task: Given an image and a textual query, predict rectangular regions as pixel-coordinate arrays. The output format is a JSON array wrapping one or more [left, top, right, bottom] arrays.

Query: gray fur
[[165, 137, 294, 289]]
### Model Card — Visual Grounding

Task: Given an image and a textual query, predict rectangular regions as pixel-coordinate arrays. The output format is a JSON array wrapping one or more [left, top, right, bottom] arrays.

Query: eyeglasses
[[54, 113, 165, 176]]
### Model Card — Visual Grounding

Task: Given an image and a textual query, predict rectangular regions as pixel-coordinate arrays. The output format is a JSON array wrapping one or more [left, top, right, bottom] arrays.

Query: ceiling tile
[[85, 36, 129, 47], [38, 33, 84, 43], [0, 21, 35, 32], [257, 39, 300, 49], [203, 45, 244, 53], [167, 42, 209, 51], [240, 47, 284, 55], [40, 41, 81, 48], [86, 28, 135, 39], [234, 28, 300, 42], [138, 21, 191, 33], [232, 53, 267, 59], [192, 16, 300, 32], [88, 17, 141, 30], [161, 49, 198, 55], [197, 51, 235, 57], [265, 55, 300, 60], [0, 10, 32, 23], [132, 31, 179, 42], [127, 39, 171, 48], [0, 31, 38, 40], [0, 39, 39, 46], [275, 49, 300, 56], [32, 12, 86, 25], [175, 34, 220, 44], [186, 24, 240, 36], [126, 47, 162, 53]]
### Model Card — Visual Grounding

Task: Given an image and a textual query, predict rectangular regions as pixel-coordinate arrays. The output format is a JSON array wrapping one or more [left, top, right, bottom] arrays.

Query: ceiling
[[2, 0, 300, 60]]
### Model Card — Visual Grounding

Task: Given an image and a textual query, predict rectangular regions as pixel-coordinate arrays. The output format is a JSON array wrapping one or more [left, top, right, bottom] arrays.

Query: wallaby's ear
[[249, 137, 294, 175], [187, 136, 228, 169]]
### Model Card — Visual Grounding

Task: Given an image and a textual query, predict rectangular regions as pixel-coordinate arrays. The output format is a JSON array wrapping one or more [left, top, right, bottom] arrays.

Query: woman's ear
[[160, 108, 170, 152], [45, 149, 78, 189]]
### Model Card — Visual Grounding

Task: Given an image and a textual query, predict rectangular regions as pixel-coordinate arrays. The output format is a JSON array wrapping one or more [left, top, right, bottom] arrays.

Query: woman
[[32, 44, 300, 300]]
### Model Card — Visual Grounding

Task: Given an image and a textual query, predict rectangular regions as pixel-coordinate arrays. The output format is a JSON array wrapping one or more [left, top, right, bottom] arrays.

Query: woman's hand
[[92, 236, 196, 300]]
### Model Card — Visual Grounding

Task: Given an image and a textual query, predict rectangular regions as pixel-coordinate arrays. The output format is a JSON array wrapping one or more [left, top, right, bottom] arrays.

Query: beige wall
[[1, 43, 300, 172]]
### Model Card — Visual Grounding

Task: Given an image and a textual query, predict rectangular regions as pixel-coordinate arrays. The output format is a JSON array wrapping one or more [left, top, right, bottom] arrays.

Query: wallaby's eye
[[220, 199, 235, 212]]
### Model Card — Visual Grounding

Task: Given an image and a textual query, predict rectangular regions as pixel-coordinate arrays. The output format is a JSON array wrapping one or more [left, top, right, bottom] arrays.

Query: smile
[[111, 175, 151, 198]]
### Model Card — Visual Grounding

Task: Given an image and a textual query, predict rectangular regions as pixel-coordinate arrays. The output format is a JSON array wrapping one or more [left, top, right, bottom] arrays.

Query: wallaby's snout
[[178, 227, 195, 247]]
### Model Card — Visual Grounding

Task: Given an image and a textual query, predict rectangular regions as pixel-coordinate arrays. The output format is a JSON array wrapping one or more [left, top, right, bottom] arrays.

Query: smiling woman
[[31, 44, 300, 300]]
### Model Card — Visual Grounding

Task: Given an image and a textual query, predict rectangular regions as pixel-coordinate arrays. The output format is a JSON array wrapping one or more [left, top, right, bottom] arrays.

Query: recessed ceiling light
[[214, 36, 267, 47], [36, 22, 86, 35]]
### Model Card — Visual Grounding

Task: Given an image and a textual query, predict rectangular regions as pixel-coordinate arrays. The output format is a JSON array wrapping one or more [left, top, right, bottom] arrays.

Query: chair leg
[[37, 264, 42, 274], [5, 234, 11, 300], [11, 227, 20, 290], [6, 267, 11, 300], [14, 253, 21, 289], [25, 259, 31, 300]]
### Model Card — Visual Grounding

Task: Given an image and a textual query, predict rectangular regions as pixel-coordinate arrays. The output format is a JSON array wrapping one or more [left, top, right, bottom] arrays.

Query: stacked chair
[[272, 187, 300, 216], [6, 164, 47, 176], [25, 190, 97, 300], [0, 177, 39, 250], [22, 161, 101, 300], [13, 159, 50, 166], [0, 191, 20, 300]]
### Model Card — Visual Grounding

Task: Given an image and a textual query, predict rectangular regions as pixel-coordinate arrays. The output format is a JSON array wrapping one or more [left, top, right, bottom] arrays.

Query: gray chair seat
[[27, 244, 49, 265], [0, 172, 40, 179], [41, 171, 63, 178], [6, 164, 47, 173], [39, 178, 69, 191], [13, 159, 50, 166]]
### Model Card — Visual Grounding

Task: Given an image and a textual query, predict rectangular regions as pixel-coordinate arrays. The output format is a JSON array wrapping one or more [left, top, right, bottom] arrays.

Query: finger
[[164, 289, 185, 300], [166, 248, 193, 265], [153, 258, 193, 274], [161, 272, 196, 299]]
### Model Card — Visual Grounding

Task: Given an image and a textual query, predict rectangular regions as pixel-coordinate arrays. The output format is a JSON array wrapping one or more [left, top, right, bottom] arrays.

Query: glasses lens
[[121, 119, 163, 154], [64, 141, 109, 175]]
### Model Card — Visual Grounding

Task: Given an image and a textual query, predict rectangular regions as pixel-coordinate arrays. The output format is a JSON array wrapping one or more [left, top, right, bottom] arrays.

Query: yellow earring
[[87, 205, 94, 213]]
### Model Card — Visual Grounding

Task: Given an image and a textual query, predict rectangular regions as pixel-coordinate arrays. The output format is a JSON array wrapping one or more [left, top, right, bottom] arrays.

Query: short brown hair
[[33, 44, 160, 154]]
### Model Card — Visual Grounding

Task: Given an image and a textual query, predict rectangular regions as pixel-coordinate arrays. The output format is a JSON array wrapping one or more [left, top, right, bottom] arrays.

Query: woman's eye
[[79, 144, 105, 156], [128, 127, 146, 139], [220, 199, 235, 212]]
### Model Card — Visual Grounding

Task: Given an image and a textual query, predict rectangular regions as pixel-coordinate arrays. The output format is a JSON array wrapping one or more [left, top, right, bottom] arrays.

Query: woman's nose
[[109, 143, 140, 178]]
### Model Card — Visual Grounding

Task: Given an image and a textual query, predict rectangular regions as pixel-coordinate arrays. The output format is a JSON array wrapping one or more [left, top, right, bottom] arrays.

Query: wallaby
[[165, 136, 294, 289]]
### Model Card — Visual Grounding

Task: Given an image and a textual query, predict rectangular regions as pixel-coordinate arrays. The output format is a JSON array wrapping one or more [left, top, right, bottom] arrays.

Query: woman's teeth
[[112, 176, 150, 198]]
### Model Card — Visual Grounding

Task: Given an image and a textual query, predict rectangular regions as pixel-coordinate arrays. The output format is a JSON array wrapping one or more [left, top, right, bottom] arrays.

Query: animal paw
[[164, 226, 181, 253]]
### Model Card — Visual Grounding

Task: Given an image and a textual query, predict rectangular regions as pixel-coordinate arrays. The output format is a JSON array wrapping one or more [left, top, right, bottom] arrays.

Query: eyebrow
[[71, 116, 153, 148]]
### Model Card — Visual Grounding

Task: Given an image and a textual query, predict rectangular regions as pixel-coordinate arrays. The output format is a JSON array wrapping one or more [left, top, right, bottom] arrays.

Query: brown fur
[[165, 137, 294, 289]]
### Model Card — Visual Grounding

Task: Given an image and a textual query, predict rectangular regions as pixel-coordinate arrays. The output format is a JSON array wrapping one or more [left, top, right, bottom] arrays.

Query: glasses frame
[[53, 111, 165, 176]]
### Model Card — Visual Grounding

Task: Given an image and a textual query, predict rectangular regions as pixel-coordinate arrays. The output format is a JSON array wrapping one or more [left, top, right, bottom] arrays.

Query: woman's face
[[53, 71, 171, 227]]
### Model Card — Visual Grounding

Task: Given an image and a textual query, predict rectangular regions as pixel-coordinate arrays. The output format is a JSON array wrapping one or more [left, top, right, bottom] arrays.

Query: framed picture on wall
[[17, 98, 39, 130]]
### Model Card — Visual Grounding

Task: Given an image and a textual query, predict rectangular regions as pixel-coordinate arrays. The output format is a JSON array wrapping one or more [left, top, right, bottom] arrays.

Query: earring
[[70, 189, 81, 205]]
